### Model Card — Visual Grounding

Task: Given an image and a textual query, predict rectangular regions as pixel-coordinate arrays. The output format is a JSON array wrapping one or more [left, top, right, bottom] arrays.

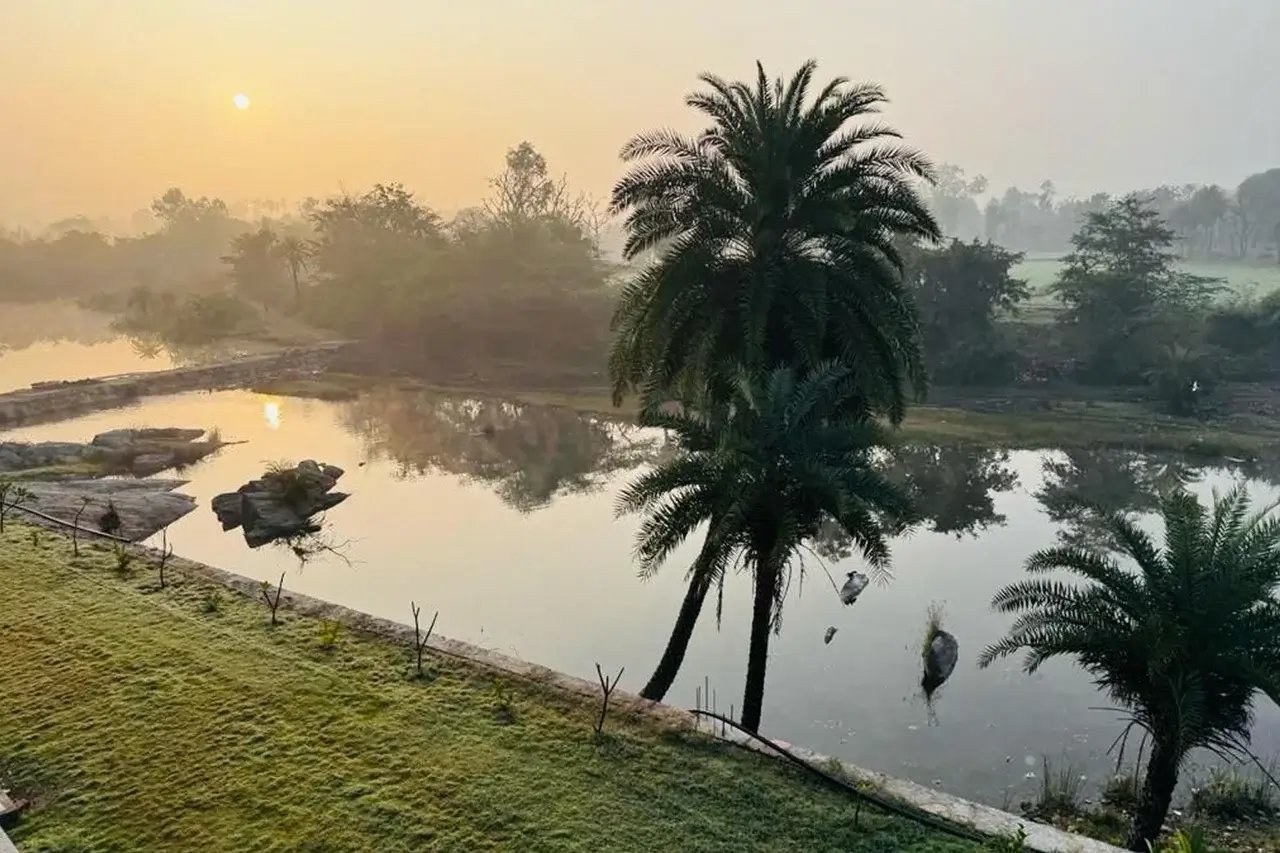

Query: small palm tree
[[618, 363, 915, 731], [979, 487, 1280, 852], [607, 60, 939, 418]]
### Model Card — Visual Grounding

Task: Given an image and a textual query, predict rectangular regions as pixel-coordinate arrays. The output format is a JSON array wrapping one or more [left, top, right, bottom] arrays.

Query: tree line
[[930, 162, 1280, 261]]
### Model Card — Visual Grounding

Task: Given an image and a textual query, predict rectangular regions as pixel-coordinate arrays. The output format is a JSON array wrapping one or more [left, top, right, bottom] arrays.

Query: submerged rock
[[838, 571, 869, 605], [0, 427, 222, 478], [922, 629, 959, 698], [212, 459, 349, 548]]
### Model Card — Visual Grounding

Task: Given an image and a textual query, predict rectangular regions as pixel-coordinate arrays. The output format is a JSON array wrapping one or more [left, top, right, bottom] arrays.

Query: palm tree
[[607, 61, 936, 703], [978, 488, 1280, 852], [617, 363, 915, 731], [607, 59, 939, 418], [276, 236, 312, 307]]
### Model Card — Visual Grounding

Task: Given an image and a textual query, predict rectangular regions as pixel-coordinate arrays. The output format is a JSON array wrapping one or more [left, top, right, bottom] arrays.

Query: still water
[[6, 386, 1280, 807]]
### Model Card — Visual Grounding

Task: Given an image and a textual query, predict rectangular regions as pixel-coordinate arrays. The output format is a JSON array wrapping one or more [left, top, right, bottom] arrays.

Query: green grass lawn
[[0, 523, 980, 853], [1011, 257, 1280, 325]]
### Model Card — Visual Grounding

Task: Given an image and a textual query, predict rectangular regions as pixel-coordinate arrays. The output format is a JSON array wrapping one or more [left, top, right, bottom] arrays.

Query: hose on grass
[[688, 709, 992, 846]]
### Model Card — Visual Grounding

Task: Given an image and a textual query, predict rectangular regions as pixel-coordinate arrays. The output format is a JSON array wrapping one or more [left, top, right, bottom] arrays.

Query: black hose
[[688, 709, 992, 846]]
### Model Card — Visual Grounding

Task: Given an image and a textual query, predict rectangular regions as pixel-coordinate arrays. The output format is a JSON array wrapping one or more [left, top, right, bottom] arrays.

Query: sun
[[232, 92, 251, 110]]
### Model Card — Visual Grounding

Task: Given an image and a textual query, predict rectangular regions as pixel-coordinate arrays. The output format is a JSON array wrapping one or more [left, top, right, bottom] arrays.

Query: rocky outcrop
[[0, 428, 222, 478], [0, 342, 349, 429], [19, 478, 198, 541], [212, 460, 349, 548]]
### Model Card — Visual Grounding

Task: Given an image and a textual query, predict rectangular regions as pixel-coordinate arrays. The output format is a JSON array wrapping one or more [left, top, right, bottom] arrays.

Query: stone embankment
[[0, 342, 350, 429]]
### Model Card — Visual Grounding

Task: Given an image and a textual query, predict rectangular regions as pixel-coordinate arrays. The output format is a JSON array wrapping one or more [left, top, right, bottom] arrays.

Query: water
[[6, 387, 1280, 807]]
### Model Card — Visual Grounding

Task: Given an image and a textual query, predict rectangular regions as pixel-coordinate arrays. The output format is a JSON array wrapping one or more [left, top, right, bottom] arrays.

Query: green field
[[0, 523, 977, 853], [1012, 256, 1280, 323]]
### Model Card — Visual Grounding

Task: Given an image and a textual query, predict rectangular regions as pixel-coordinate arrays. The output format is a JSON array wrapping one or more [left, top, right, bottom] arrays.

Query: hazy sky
[[3, 0, 1277, 225]]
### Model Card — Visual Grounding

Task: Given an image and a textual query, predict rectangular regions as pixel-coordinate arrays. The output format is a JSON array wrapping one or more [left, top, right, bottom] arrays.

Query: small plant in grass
[[593, 663, 624, 735], [29, 527, 41, 548], [317, 619, 342, 652], [1100, 772, 1140, 815], [112, 543, 135, 576], [491, 678, 517, 724], [0, 479, 35, 533], [156, 527, 174, 589], [410, 601, 438, 679], [1155, 827, 1215, 853], [260, 573, 286, 626], [1190, 765, 1278, 823], [1023, 755, 1085, 821], [200, 588, 223, 614], [985, 825, 1028, 853]]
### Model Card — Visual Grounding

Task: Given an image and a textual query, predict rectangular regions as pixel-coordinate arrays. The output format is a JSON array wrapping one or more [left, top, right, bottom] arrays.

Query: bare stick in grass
[[157, 527, 174, 589], [72, 496, 91, 556], [0, 480, 34, 534], [260, 572, 286, 626], [593, 664, 625, 735], [411, 601, 438, 679]]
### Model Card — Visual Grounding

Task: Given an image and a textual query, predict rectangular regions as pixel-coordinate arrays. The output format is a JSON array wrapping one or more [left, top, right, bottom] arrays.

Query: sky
[[2, 0, 1278, 226]]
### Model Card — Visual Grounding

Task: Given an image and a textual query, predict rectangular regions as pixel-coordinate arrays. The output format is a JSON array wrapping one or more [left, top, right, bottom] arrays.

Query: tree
[[979, 487, 1280, 851], [617, 363, 915, 728], [275, 236, 312, 306], [904, 239, 1029, 384], [1236, 169, 1280, 261], [1050, 194, 1221, 383], [928, 163, 988, 240], [607, 60, 940, 418], [222, 227, 286, 307]]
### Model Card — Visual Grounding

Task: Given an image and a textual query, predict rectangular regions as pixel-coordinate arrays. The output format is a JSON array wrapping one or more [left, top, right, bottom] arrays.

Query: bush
[[1190, 766, 1278, 823]]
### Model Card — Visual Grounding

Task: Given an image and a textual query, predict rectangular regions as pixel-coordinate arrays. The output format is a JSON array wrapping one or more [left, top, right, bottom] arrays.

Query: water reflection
[[1035, 450, 1205, 551], [815, 445, 1020, 562], [339, 387, 668, 512]]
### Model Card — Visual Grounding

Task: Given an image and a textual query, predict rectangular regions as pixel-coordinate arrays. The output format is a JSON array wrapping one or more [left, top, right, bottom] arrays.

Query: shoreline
[[2, 513, 1120, 853], [255, 373, 1280, 460]]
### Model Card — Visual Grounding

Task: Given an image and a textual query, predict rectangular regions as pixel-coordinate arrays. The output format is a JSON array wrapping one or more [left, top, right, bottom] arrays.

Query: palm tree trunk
[[1126, 738, 1181, 852], [639, 573, 710, 701], [740, 560, 778, 733]]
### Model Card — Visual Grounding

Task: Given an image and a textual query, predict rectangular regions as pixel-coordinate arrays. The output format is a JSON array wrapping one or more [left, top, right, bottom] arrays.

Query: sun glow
[[263, 400, 280, 430], [232, 93, 251, 110]]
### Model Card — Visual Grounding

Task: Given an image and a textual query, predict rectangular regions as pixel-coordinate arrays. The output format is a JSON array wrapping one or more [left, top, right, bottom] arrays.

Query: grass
[[1011, 257, 1280, 325], [0, 521, 979, 853]]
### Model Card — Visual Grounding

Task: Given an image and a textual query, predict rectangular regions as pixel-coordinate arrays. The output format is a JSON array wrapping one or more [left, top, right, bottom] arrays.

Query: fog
[[2, 0, 1278, 227]]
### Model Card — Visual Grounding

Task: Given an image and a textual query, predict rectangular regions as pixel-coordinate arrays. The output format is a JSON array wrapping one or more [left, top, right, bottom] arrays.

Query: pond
[[6, 386, 1280, 808]]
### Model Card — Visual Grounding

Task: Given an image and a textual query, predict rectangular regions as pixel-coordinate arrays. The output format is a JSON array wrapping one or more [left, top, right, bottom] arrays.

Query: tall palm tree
[[617, 363, 915, 731], [978, 488, 1280, 852], [276, 236, 312, 307], [607, 59, 939, 418], [607, 61, 936, 702]]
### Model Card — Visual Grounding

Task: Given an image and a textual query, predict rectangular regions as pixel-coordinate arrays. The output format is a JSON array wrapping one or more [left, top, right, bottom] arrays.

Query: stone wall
[[0, 343, 349, 430]]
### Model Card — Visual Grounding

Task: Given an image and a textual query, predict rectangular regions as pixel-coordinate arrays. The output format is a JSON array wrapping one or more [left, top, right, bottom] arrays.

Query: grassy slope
[[0, 524, 977, 853]]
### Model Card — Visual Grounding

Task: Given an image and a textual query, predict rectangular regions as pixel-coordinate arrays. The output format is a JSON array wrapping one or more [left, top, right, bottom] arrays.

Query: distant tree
[[275, 236, 312, 306], [1050, 194, 1221, 384], [1236, 169, 1280, 262], [928, 164, 988, 240], [980, 487, 1280, 852], [222, 227, 286, 307], [904, 239, 1029, 384]]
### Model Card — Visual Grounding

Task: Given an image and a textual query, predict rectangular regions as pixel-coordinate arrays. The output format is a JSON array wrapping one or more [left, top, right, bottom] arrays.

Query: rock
[[211, 460, 350, 548], [0, 441, 93, 473], [922, 629, 959, 698], [19, 479, 197, 541], [838, 571, 869, 605], [131, 453, 177, 477]]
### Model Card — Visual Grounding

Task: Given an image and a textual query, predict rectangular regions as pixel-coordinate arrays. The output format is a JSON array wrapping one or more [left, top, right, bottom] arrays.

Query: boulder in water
[[211, 459, 349, 548], [922, 628, 959, 698], [838, 571, 869, 605]]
